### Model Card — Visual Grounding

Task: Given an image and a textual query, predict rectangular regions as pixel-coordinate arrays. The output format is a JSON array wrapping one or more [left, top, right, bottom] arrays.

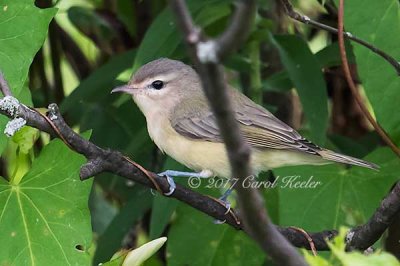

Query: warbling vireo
[[112, 58, 378, 197]]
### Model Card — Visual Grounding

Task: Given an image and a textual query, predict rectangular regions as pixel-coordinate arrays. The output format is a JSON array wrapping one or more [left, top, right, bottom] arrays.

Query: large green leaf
[[270, 34, 328, 145], [133, 0, 231, 70], [60, 50, 136, 117], [263, 41, 354, 93], [149, 158, 185, 239], [61, 50, 154, 199], [0, 139, 92, 265], [275, 148, 399, 231], [0, 0, 56, 153], [341, 0, 400, 144], [167, 200, 265, 266], [0, 0, 56, 95], [94, 186, 153, 265], [315, 41, 355, 68]]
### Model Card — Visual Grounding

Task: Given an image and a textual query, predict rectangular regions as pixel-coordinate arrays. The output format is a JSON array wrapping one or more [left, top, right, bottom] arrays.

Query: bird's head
[[111, 58, 201, 116]]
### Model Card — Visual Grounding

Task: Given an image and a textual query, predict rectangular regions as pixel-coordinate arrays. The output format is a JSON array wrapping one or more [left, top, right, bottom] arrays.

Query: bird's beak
[[111, 85, 135, 94]]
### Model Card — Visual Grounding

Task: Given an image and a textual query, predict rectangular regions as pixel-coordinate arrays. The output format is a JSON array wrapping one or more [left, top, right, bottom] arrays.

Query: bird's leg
[[158, 169, 213, 196], [158, 170, 212, 178]]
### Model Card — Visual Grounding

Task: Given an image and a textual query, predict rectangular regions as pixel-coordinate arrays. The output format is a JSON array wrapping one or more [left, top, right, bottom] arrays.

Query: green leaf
[[340, 0, 400, 144], [149, 193, 178, 240], [329, 228, 400, 266], [0, 1, 56, 95], [89, 184, 118, 235], [149, 157, 186, 239], [263, 71, 292, 92], [315, 41, 355, 68], [60, 50, 155, 198], [305, 228, 400, 266], [11, 126, 39, 154], [275, 148, 399, 231], [263, 41, 354, 93], [270, 34, 328, 145], [0, 0, 56, 153], [133, 0, 231, 70], [67, 6, 117, 53], [0, 139, 92, 265], [94, 186, 153, 265], [167, 202, 265, 266], [61, 50, 136, 117]]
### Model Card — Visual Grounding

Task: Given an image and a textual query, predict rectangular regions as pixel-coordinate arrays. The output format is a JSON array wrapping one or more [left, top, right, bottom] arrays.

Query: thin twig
[[169, 1, 308, 265], [337, 0, 400, 158], [280, 0, 400, 75]]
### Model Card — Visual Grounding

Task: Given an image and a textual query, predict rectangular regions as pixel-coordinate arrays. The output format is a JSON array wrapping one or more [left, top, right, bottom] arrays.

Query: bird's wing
[[171, 90, 321, 155]]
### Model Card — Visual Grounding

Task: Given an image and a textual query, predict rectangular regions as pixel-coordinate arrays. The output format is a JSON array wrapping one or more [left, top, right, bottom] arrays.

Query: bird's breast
[[145, 112, 231, 177]]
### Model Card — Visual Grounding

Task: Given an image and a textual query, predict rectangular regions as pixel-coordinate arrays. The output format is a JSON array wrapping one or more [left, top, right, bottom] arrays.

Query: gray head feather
[[131, 58, 196, 84]]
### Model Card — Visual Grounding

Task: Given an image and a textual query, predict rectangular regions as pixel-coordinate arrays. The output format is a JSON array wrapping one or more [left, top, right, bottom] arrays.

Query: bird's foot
[[163, 174, 176, 196], [157, 170, 213, 196], [158, 170, 212, 178]]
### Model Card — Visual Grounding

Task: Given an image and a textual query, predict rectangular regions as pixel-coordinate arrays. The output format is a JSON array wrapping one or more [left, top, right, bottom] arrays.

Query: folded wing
[[171, 89, 321, 155]]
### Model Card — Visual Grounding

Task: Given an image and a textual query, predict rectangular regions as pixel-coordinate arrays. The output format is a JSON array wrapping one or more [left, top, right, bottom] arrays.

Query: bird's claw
[[213, 197, 231, 224], [158, 172, 176, 196], [223, 201, 231, 215]]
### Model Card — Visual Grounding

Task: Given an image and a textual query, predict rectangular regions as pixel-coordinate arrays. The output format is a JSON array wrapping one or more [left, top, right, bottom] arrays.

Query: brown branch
[[0, 71, 399, 253], [346, 181, 400, 250], [280, 0, 400, 75], [337, 0, 400, 158], [169, 1, 308, 265], [0, 74, 335, 250]]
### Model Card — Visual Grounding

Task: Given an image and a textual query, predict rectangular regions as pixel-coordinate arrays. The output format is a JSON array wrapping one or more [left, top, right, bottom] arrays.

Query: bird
[[112, 58, 378, 199]]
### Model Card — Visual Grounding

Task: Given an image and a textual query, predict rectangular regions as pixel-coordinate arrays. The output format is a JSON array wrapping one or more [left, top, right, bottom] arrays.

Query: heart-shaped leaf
[[0, 139, 93, 265]]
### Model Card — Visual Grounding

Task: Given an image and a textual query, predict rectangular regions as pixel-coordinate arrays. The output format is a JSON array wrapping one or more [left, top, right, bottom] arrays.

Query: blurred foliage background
[[0, 0, 399, 265]]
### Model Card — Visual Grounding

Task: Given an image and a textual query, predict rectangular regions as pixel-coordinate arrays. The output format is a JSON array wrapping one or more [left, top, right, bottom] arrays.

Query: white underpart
[[196, 41, 218, 63], [4, 117, 26, 137]]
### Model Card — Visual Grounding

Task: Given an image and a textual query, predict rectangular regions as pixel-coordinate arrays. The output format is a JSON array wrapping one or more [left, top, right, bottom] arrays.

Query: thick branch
[[347, 182, 400, 250], [169, 1, 307, 265], [0, 74, 399, 253], [3, 102, 241, 228], [280, 0, 400, 75], [0, 92, 337, 249]]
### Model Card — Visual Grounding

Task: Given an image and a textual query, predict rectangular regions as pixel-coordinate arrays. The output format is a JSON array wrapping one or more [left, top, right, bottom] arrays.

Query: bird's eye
[[151, 80, 164, 90]]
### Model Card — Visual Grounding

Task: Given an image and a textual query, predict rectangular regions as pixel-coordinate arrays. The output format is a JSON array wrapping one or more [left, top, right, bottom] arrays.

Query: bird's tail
[[318, 149, 379, 170]]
